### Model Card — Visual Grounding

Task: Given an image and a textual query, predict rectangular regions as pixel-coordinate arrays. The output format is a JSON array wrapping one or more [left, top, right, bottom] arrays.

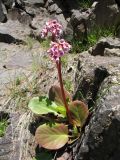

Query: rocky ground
[[0, 0, 120, 160]]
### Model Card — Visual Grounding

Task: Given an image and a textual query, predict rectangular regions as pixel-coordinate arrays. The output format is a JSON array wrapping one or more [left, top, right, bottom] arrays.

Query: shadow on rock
[[73, 64, 109, 108], [29, 117, 45, 135], [0, 33, 25, 44]]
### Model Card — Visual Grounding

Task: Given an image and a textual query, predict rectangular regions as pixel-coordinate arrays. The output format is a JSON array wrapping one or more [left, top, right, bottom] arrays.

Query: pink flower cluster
[[41, 19, 71, 61], [47, 39, 71, 61], [41, 20, 63, 38]]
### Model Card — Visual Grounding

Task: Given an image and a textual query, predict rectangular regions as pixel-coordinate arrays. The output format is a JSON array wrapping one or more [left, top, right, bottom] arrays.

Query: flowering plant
[[28, 20, 89, 150]]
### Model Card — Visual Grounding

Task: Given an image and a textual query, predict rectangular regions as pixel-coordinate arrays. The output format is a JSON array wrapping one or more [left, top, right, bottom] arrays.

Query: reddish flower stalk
[[56, 59, 72, 123], [52, 35, 55, 42]]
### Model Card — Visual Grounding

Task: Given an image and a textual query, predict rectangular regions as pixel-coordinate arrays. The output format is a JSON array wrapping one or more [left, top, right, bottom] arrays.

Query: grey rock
[[54, 13, 67, 30], [0, 0, 7, 22], [92, 0, 120, 27], [30, 9, 50, 36], [23, 0, 45, 6], [2, 0, 14, 9], [47, 0, 53, 3], [104, 48, 120, 57], [0, 19, 31, 40], [46, 0, 64, 14], [48, 3, 59, 13], [91, 37, 120, 56], [74, 52, 112, 105], [0, 112, 35, 160], [18, 12, 32, 25], [46, 0, 79, 12], [69, 9, 93, 41], [70, 10, 88, 28], [56, 7, 63, 14], [44, 0, 54, 8], [74, 53, 120, 160], [7, 8, 20, 20], [64, 23, 74, 41]]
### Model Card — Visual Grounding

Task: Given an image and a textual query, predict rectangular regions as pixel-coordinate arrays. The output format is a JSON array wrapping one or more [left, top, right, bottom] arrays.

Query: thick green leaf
[[49, 85, 72, 106], [54, 105, 66, 117], [35, 123, 69, 150], [69, 100, 89, 127], [28, 96, 65, 117], [28, 97, 58, 115]]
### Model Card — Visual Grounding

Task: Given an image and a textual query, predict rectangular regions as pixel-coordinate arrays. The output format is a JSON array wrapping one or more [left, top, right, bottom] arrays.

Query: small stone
[[48, 3, 59, 13]]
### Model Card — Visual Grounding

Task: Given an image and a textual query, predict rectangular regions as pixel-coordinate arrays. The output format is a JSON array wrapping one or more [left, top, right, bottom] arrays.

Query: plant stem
[[56, 59, 72, 123], [52, 34, 56, 42]]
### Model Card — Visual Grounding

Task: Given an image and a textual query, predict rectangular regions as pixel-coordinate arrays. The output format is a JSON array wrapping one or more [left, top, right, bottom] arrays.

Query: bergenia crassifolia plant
[[28, 20, 89, 150]]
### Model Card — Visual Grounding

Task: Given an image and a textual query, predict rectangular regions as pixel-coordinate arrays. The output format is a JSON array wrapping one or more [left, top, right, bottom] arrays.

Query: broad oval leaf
[[69, 100, 89, 127], [28, 96, 65, 117], [35, 123, 69, 150], [49, 85, 72, 106]]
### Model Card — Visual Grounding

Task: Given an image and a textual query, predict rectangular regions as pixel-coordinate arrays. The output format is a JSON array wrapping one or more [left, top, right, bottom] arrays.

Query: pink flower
[[47, 39, 71, 61], [41, 20, 63, 38]]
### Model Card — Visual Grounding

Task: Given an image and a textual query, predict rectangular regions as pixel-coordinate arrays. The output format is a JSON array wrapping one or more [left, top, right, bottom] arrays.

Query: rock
[[92, 0, 120, 27], [45, 0, 54, 8], [23, 0, 45, 7], [74, 52, 111, 106], [46, 0, 53, 5], [104, 48, 120, 57], [45, 0, 79, 13], [8, 8, 20, 21], [91, 37, 120, 56], [45, 0, 65, 15], [48, 3, 60, 14], [0, 112, 35, 160], [2, 0, 14, 9], [0, 0, 7, 23], [57, 152, 72, 160], [30, 9, 50, 37], [68, 9, 93, 41], [56, 7, 63, 14], [63, 22, 74, 42], [73, 52, 120, 160], [0, 19, 31, 40], [17, 12, 32, 25], [54, 14, 68, 30]]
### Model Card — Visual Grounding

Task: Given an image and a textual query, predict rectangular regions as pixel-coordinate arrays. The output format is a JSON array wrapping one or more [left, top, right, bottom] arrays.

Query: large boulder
[[73, 51, 120, 160], [92, 0, 120, 26]]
